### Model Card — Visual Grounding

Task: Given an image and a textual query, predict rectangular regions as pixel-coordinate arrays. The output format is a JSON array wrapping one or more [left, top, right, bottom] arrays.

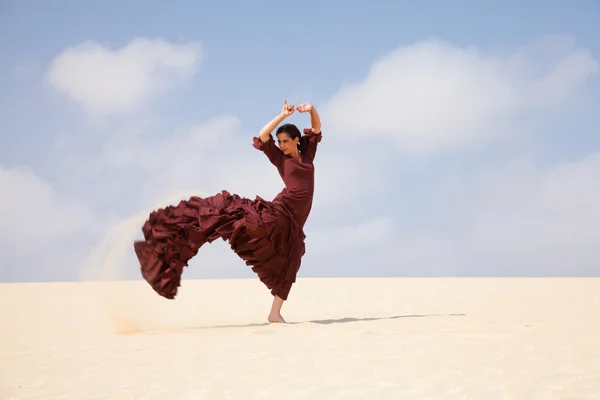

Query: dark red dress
[[133, 128, 322, 301]]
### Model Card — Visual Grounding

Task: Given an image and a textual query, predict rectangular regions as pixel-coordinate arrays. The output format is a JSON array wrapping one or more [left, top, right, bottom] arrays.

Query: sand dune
[[2, 277, 600, 399]]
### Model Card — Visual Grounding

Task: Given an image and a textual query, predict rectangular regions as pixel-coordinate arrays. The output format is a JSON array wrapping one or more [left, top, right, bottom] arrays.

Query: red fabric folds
[[134, 129, 322, 300]]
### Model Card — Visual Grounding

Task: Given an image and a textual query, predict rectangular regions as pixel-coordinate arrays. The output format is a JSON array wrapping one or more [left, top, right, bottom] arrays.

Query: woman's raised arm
[[258, 99, 295, 142], [296, 103, 321, 134]]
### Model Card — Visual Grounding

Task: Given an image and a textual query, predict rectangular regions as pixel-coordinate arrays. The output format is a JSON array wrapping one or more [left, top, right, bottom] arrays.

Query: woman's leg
[[268, 295, 286, 323]]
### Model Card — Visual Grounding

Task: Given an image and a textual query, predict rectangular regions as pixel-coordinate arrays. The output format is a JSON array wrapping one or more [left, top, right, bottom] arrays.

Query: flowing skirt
[[133, 190, 303, 300]]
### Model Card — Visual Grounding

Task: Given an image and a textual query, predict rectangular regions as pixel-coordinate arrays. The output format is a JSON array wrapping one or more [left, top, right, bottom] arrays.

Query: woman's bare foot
[[268, 295, 286, 323], [268, 313, 286, 323]]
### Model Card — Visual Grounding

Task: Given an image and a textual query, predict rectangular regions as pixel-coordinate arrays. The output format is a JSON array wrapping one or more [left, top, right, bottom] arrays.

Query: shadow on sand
[[305, 313, 466, 325], [131, 313, 466, 335]]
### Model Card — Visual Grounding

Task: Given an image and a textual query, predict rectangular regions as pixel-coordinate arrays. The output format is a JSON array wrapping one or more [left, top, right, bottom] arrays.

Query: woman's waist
[[279, 185, 313, 197]]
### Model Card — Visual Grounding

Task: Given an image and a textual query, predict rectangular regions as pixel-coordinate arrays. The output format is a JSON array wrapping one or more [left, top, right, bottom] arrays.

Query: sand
[[1, 277, 599, 399]]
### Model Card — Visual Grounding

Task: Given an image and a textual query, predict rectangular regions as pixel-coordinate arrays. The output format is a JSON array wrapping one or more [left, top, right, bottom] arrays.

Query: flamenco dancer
[[133, 100, 322, 323]]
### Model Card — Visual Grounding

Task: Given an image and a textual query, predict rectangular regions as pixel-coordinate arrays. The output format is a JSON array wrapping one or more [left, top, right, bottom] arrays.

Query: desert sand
[[1, 277, 599, 399]]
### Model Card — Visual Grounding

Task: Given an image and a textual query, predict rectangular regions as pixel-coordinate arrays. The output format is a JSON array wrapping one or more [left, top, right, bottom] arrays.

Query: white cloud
[[468, 153, 600, 272], [0, 165, 112, 281], [94, 115, 287, 209], [320, 37, 598, 154], [46, 38, 201, 116], [390, 152, 600, 276], [306, 217, 394, 255]]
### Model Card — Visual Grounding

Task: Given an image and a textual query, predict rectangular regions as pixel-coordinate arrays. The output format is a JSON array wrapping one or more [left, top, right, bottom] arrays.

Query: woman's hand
[[282, 99, 295, 116], [295, 103, 313, 113], [297, 103, 321, 133], [259, 100, 295, 142]]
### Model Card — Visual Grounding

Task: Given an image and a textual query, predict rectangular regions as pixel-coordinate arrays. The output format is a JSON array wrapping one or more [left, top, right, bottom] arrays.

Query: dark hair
[[276, 123, 309, 153]]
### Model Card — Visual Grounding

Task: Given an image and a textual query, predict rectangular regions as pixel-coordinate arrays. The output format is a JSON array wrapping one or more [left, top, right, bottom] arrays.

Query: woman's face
[[277, 132, 299, 155]]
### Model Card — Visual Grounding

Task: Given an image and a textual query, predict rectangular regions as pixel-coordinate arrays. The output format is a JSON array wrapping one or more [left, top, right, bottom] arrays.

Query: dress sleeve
[[253, 134, 284, 167], [302, 128, 322, 161]]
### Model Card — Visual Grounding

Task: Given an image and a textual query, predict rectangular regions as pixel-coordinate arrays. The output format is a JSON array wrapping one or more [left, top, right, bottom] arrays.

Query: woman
[[133, 99, 322, 323]]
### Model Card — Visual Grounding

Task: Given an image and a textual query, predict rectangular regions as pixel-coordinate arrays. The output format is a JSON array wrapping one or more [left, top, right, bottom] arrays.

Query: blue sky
[[1, 0, 599, 283]]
